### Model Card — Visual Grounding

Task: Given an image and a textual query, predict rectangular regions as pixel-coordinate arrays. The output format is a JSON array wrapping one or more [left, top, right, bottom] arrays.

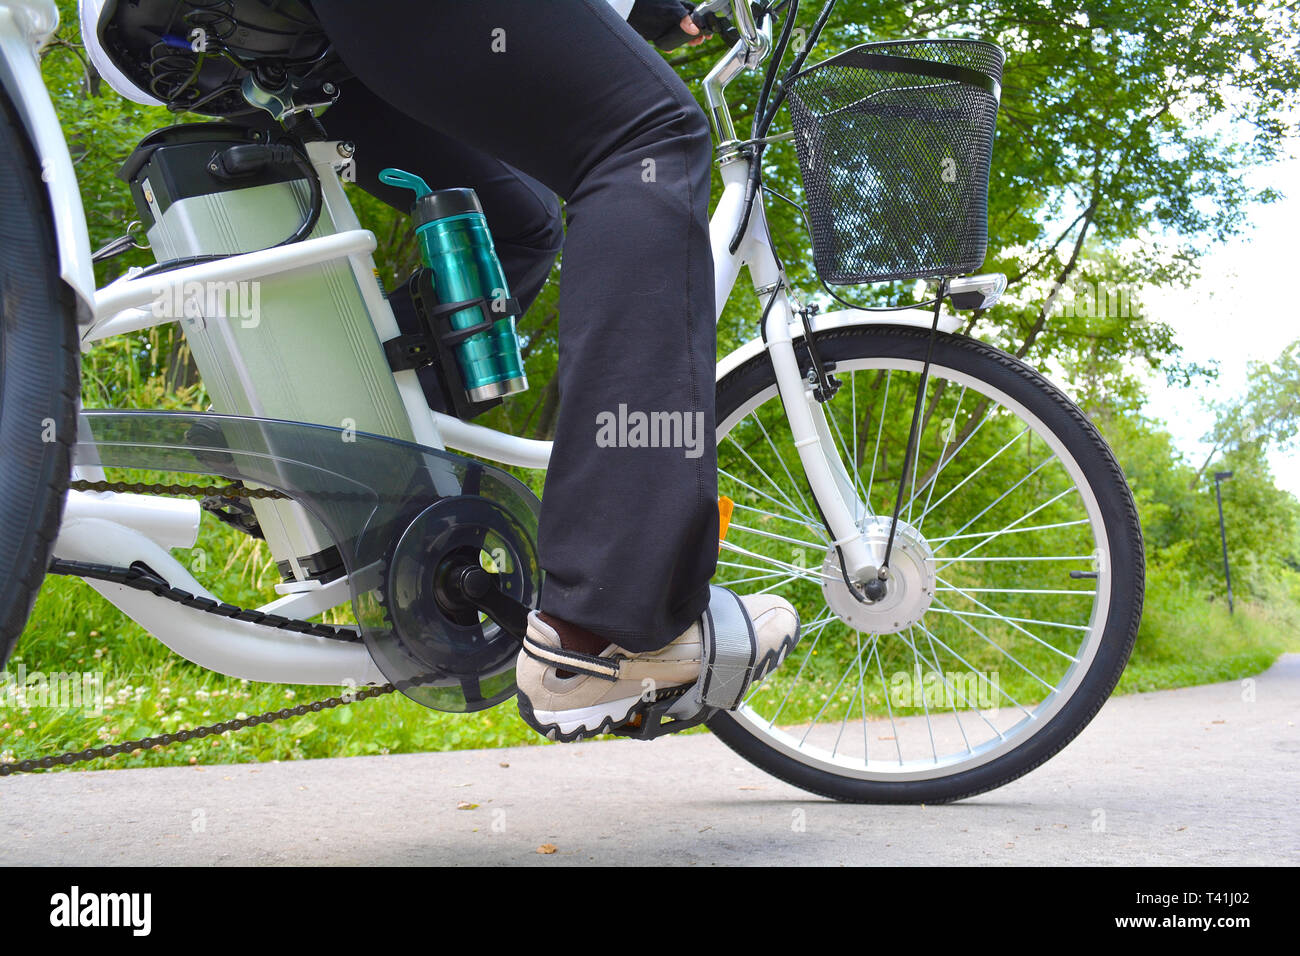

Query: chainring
[[73, 410, 542, 713], [371, 492, 541, 712]]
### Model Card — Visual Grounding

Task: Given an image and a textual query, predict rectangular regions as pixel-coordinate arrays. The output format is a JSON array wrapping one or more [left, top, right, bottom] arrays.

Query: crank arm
[[453, 565, 530, 643]]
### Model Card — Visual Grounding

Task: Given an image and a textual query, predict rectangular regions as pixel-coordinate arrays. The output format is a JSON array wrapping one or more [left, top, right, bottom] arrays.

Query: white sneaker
[[515, 593, 800, 741]]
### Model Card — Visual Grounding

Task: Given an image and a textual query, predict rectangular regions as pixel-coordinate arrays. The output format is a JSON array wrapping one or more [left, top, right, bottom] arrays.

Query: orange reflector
[[718, 495, 734, 551]]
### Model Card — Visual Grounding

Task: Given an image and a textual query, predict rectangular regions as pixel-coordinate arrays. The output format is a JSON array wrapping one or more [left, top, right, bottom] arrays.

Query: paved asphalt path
[[2, 655, 1296, 866]]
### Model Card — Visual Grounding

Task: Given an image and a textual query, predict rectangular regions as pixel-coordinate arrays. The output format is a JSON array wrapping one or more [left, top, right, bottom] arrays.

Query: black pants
[[311, 0, 719, 651]]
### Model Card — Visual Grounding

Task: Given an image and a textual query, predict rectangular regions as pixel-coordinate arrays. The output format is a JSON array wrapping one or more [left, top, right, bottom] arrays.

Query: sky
[[1140, 148, 1299, 497]]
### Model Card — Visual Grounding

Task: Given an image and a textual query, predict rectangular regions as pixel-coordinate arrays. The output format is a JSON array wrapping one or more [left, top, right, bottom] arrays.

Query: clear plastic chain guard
[[72, 410, 542, 713]]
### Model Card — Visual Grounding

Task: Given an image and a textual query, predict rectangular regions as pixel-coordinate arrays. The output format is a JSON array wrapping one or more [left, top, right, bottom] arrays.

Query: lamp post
[[1213, 470, 1234, 615]]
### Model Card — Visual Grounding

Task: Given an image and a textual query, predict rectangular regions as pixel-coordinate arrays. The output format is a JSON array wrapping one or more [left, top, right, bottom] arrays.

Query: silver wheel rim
[[714, 354, 1113, 782]]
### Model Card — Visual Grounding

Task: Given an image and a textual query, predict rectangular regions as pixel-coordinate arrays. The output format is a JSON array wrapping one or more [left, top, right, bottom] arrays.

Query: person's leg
[[319, 84, 562, 312], [311, 0, 719, 652]]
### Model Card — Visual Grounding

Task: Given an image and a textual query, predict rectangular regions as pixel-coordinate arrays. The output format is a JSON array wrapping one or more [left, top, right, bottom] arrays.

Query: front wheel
[[709, 325, 1143, 803]]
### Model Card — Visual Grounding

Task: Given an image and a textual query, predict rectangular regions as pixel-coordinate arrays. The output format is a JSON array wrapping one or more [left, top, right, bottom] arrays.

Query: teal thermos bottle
[[379, 167, 528, 403]]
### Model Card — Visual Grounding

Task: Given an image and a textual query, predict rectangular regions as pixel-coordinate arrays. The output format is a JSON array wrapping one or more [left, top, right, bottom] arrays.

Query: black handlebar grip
[[654, 11, 711, 51]]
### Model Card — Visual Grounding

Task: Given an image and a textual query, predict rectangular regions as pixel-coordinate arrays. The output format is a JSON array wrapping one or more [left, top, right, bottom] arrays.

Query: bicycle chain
[[0, 684, 400, 776], [2, 478, 393, 777], [70, 478, 289, 500], [47, 559, 362, 643]]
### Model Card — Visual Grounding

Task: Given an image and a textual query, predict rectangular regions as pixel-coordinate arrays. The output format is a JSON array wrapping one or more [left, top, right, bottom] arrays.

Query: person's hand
[[628, 0, 713, 50], [679, 13, 710, 46]]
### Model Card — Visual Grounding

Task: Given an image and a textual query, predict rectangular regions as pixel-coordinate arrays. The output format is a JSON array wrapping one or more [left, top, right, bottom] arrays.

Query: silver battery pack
[[127, 127, 414, 583]]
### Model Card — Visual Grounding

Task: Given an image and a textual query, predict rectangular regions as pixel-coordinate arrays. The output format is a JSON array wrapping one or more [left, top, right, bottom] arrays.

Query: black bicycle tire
[[0, 86, 81, 665], [707, 324, 1144, 803]]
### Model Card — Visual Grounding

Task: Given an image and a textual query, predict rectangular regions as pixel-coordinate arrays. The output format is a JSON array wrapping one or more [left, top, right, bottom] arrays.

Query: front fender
[[716, 306, 964, 383], [0, 2, 96, 322]]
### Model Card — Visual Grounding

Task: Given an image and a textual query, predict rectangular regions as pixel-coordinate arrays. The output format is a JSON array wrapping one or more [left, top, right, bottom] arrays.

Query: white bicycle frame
[[10, 0, 967, 688]]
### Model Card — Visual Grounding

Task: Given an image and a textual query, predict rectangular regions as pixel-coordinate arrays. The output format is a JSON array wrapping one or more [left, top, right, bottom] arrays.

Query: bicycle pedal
[[610, 690, 715, 741]]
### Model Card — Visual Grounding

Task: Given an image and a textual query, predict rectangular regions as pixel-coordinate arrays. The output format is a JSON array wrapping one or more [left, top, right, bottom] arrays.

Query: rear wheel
[[708, 325, 1143, 803], [0, 87, 81, 665]]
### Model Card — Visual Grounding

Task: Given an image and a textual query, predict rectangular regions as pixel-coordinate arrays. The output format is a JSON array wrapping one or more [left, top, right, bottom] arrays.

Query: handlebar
[[654, 0, 766, 52], [702, 3, 774, 142]]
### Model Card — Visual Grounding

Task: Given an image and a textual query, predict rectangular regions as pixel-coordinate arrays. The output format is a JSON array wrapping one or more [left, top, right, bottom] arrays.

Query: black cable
[[755, 274, 785, 345], [820, 277, 944, 313], [879, 278, 948, 575], [729, 0, 840, 255], [134, 145, 323, 279], [757, 0, 837, 133], [728, 0, 800, 254], [751, 0, 797, 139], [754, 188, 946, 316]]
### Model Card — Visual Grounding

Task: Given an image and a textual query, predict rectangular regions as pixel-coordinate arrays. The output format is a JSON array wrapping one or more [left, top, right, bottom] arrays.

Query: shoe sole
[[517, 693, 645, 743], [516, 618, 802, 743]]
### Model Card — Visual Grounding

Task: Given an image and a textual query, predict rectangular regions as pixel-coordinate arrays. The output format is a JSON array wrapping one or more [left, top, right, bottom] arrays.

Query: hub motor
[[821, 517, 936, 634]]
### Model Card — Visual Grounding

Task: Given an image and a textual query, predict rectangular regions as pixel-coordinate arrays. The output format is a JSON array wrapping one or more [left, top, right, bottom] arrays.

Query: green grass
[[4, 333, 1294, 773], [3, 573, 548, 771], [4, 561, 1296, 774], [1116, 574, 1300, 694]]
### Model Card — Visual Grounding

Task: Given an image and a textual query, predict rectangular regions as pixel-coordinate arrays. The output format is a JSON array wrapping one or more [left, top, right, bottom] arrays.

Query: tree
[[1193, 338, 1300, 486], [738, 0, 1300, 395], [41, 0, 1300, 441]]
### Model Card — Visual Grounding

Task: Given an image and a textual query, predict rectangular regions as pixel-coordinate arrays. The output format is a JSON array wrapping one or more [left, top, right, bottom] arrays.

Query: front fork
[[734, 188, 879, 580], [761, 290, 879, 580]]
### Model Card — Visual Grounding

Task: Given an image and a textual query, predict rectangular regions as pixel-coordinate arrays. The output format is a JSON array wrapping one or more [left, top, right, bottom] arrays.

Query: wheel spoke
[[765, 614, 835, 727], [912, 621, 999, 745], [727, 497, 826, 536], [894, 624, 978, 752], [872, 633, 904, 764], [913, 384, 969, 530], [719, 539, 832, 585], [865, 369, 891, 507], [725, 432, 816, 528], [931, 590, 1074, 682], [825, 395, 869, 522], [934, 586, 1096, 596], [933, 484, 1081, 573], [908, 614, 1034, 715], [800, 632, 874, 747], [751, 410, 818, 523], [719, 467, 819, 528], [930, 456, 1063, 554], [916, 422, 1029, 526], [928, 606, 1091, 631], [831, 631, 865, 758], [927, 518, 1091, 545], [904, 623, 938, 761], [942, 554, 1095, 563], [725, 521, 826, 551], [932, 581, 1082, 664]]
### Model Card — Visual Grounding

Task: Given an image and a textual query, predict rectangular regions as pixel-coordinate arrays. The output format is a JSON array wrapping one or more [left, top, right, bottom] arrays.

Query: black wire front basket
[[787, 39, 1004, 285]]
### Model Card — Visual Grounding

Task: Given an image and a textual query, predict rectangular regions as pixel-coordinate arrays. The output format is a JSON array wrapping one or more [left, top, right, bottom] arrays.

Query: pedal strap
[[521, 627, 620, 682], [695, 585, 758, 711]]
